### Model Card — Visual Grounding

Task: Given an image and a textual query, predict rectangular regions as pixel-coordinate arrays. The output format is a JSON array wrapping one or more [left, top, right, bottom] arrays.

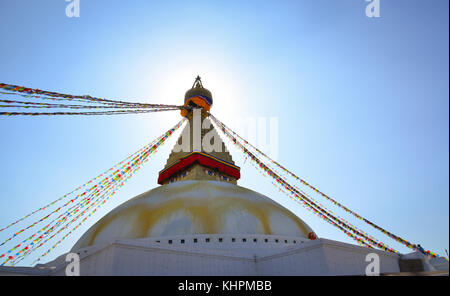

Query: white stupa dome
[[71, 180, 314, 251]]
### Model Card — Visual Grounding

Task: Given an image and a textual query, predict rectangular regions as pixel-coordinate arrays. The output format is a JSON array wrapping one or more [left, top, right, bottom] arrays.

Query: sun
[[156, 70, 240, 118]]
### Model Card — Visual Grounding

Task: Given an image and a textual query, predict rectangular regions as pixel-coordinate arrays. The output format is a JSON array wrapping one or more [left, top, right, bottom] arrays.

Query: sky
[[0, 0, 448, 266]]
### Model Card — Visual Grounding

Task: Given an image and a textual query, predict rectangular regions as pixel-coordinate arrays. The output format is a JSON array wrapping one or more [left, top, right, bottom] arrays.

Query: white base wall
[[0, 235, 403, 276]]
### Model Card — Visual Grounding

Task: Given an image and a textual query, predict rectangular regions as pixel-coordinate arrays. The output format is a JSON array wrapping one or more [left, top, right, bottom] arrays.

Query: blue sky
[[0, 0, 448, 265]]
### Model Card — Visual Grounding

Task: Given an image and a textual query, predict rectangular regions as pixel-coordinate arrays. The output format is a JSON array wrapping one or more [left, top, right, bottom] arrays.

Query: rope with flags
[[0, 83, 190, 116], [0, 124, 175, 234], [0, 90, 178, 109], [210, 113, 447, 260], [210, 114, 399, 254], [0, 83, 184, 108], [0, 98, 177, 109], [0, 108, 181, 116], [0, 118, 186, 266]]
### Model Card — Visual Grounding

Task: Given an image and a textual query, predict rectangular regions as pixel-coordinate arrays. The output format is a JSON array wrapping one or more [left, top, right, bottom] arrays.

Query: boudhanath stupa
[[0, 77, 448, 276]]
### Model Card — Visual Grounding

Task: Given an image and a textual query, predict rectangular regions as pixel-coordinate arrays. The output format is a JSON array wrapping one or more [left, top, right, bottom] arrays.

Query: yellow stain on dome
[[74, 181, 314, 250], [86, 199, 310, 247]]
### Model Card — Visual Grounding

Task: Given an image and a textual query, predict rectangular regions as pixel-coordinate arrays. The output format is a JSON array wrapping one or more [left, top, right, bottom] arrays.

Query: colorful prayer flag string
[[0, 127, 170, 234], [0, 118, 186, 266], [0, 108, 181, 116], [210, 113, 448, 260], [0, 83, 188, 109], [211, 114, 399, 254]]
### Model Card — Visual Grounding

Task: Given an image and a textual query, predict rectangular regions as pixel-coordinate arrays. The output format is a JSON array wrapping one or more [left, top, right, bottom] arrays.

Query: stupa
[[1, 77, 446, 276]]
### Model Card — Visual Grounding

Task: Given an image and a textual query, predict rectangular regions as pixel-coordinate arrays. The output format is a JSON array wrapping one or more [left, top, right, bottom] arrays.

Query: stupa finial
[[193, 75, 203, 88], [181, 76, 213, 118]]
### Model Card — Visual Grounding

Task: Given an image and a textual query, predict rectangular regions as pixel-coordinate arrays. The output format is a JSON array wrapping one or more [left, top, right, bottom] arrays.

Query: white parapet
[[1, 235, 406, 276]]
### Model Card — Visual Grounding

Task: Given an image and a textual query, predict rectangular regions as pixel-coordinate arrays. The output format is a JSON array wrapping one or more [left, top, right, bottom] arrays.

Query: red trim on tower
[[158, 151, 240, 184]]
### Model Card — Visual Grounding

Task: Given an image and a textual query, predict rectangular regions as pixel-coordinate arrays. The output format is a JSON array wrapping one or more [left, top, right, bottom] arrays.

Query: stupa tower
[[159, 76, 240, 185]]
